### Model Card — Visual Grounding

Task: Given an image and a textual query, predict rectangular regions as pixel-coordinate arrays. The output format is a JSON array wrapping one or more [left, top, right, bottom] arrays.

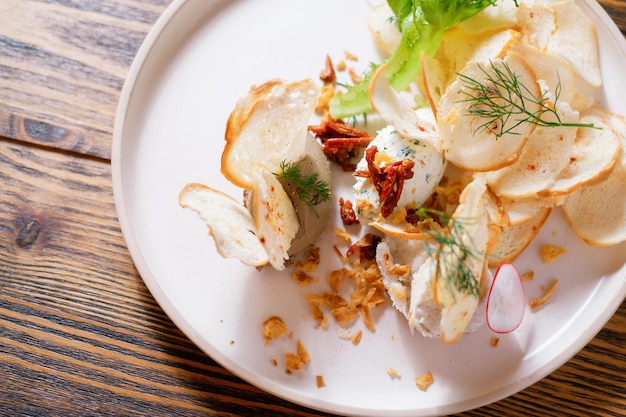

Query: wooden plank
[[0, 0, 170, 159], [600, 0, 626, 36]]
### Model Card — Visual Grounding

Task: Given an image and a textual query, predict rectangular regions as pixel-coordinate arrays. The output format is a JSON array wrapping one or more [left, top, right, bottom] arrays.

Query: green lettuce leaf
[[330, 0, 502, 119]]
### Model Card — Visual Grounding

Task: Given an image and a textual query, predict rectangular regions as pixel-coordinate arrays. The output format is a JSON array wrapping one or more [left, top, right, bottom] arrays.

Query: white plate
[[112, 1, 626, 415]]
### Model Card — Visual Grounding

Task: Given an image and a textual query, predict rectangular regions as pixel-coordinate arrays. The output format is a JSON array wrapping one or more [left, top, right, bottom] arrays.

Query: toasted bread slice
[[563, 163, 626, 246], [179, 183, 269, 267], [250, 169, 300, 270], [515, 2, 556, 52], [547, 0, 601, 87], [422, 28, 519, 118], [369, 65, 441, 149], [478, 100, 579, 198], [509, 42, 597, 113], [500, 195, 563, 226], [222, 79, 320, 189], [367, 3, 401, 58], [488, 206, 551, 268], [562, 111, 626, 245], [438, 53, 539, 172], [434, 178, 490, 343], [541, 110, 622, 197], [442, 28, 520, 79]]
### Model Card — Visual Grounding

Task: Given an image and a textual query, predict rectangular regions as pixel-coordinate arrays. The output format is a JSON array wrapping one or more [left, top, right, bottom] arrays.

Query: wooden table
[[1, 1, 624, 415]]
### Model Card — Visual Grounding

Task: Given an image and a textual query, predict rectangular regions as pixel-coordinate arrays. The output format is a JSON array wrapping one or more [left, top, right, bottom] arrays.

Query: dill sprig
[[274, 161, 331, 208], [413, 207, 481, 298], [457, 60, 597, 139]]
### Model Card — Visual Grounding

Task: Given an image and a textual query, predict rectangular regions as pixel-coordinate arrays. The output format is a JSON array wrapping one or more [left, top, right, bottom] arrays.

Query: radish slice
[[486, 263, 526, 333]]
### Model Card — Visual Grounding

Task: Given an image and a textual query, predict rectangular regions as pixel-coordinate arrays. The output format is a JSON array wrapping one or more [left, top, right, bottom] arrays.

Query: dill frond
[[457, 60, 597, 139], [274, 161, 331, 208], [413, 207, 481, 298]]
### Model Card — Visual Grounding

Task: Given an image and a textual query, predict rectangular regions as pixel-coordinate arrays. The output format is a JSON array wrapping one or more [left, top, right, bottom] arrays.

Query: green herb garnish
[[412, 207, 481, 298], [275, 161, 331, 208], [458, 60, 597, 139]]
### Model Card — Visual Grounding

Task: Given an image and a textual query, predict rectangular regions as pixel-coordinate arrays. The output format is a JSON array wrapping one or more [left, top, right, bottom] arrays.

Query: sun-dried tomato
[[309, 115, 372, 171], [354, 146, 415, 218], [347, 233, 381, 261], [339, 197, 359, 226]]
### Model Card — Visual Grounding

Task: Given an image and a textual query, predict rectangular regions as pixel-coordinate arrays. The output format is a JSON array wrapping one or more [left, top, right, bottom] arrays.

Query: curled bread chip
[[369, 65, 441, 149], [541, 111, 622, 197], [500, 195, 562, 226], [222, 79, 320, 189], [515, 1, 556, 52], [438, 53, 539, 172], [509, 42, 597, 114], [434, 178, 490, 343], [563, 112, 626, 245], [546, 0, 601, 87], [478, 101, 580, 198], [563, 164, 626, 246], [488, 207, 551, 268], [252, 169, 300, 270], [422, 29, 519, 115], [179, 183, 269, 267], [367, 3, 401, 58], [442, 28, 520, 82]]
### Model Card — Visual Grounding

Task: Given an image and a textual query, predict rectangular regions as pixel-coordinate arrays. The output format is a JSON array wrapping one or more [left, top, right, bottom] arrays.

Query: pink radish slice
[[486, 263, 526, 333]]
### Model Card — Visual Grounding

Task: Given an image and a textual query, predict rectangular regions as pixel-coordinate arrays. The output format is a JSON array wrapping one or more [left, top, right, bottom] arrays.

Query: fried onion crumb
[[529, 279, 559, 308], [490, 336, 500, 348], [262, 316, 288, 342], [316, 375, 326, 389], [415, 371, 434, 391], [540, 244, 566, 263], [351, 330, 363, 345], [285, 339, 311, 373], [292, 270, 319, 286], [387, 368, 401, 379], [522, 270, 535, 281]]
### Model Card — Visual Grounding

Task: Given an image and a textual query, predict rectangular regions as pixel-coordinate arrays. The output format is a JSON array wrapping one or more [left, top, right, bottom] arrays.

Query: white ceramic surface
[[112, 1, 626, 415]]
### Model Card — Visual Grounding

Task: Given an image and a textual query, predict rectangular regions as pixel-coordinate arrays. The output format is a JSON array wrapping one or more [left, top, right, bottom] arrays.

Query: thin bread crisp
[[541, 111, 622, 197], [252, 169, 300, 270], [222, 79, 320, 189], [488, 207, 551, 268], [477, 101, 580, 198], [438, 53, 539, 172], [434, 178, 489, 343], [179, 183, 269, 267]]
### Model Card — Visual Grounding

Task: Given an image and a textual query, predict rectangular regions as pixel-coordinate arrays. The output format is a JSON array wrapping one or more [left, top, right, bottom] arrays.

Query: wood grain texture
[[0, 0, 624, 416], [0, 0, 169, 159]]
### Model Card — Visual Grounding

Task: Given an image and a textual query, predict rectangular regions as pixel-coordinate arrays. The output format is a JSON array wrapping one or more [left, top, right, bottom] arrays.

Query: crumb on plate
[[529, 279, 559, 308], [415, 371, 434, 391], [262, 316, 288, 342], [541, 244, 566, 263]]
